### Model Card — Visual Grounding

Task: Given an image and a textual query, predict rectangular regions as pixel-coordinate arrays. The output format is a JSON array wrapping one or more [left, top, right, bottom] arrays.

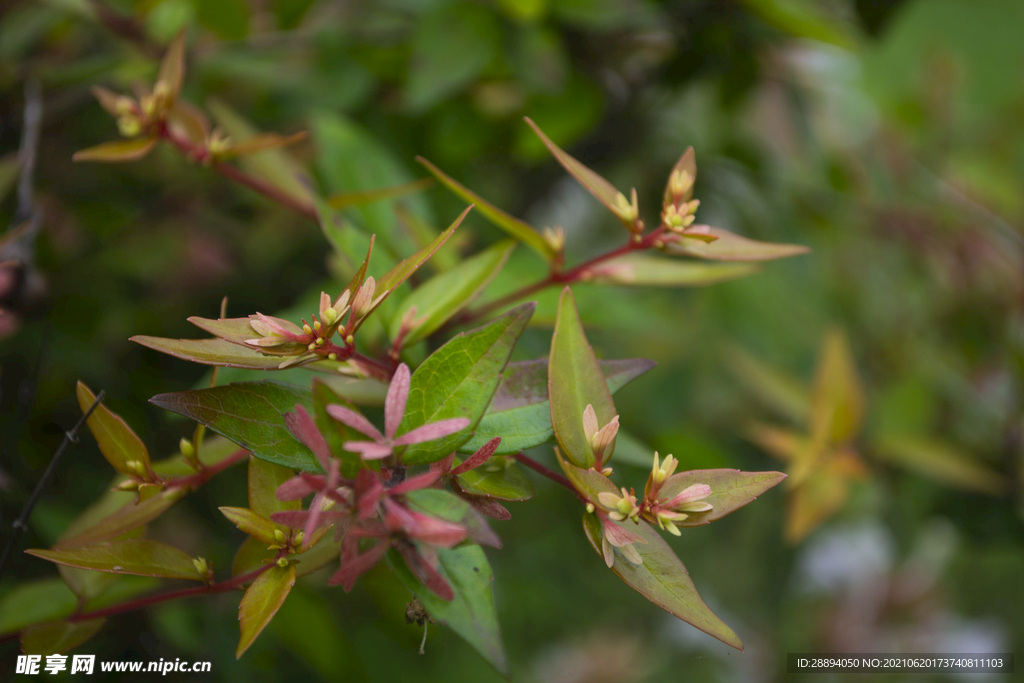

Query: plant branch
[[455, 227, 667, 326], [164, 447, 249, 489], [511, 453, 576, 494], [160, 126, 318, 222], [67, 564, 273, 623], [0, 391, 105, 577]]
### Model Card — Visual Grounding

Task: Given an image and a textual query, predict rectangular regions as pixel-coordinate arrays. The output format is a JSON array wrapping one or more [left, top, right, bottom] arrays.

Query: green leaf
[[368, 205, 473, 322], [556, 448, 618, 502], [249, 457, 299, 518], [327, 178, 432, 210], [311, 379, 362, 478], [658, 469, 787, 527], [724, 345, 810, 424], [26, 540, 205, 581], [54, 488, 187, 550], [665, 227, 810, 262], [417, 156, 555, 260], [72, 137, 157, 163], [399, 303, 535, 465], [21, 619, 106, 656], [810, 330, 864, 445], [582, 514, 742, 651], [405, 489, 499, 547], [77, 381, 149, 477], [220, 507, 287, 546], [0, 579, 77, 634], [456, 462, 536, 501], [236, 564, 295, 658], [389, 545, 508, 676], [462, 357, 655, 454], [207, 98, 312, 206], [549, 287, 618, 468], [525, 117, 634, 230], [149, 381, 319, 471], [405, 2, 501, 112], [390, 240, 515, 347], [872, 434, 1008, 496], [131, 336, 317, 370], [588, 253, 759, 286]]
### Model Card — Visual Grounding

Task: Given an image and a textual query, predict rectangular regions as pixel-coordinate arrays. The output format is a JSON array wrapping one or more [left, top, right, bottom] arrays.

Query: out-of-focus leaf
[[663, 147, 696, 205], [150, 382, 318, 471], [525, 117, 634, 230], [406, 2, 501, 112], [607, 429, 654, 468], [225, 132, 307, 158], [220, 507, 286, 546], [588, 253, 759, 286], [72, 138, 158, 163], [316, 375, 389, 407], [399, 303, 535, 465], [26, 540, 205, 581], [166, 101, 209, 145], [417, 156, 554, 259], [582, 514, 742, 651], [54, 488, 187, 550], [657, 469, 786, 527], [462, 357, 655, 454], [740, 0, 858, 48], [390, 240, 515, 347], [389, 544, 508, 676], [21, 618, 106, 656], [809, 330, 864, 444], [236, 564, 295, 658], [873, 434, 1008, 495], [192, 0, 249, 40], [157, 30, 185, 97], [785, 463, 852, 544], [76, 382, 150, 477], [271, 587, 350, 678], [456, 462, 536, 501], [207, 98, 312, 205], [549, 287, 618, 468], [327, 178, 432, 210], [0, 579, 77, 634], [249, 456, 299, 518], [665, 227, 810, 261], [726, 345, 810, 423], [746, 422, 811, 462]]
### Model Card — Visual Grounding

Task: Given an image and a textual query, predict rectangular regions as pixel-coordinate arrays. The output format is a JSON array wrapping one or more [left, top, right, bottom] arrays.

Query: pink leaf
[[384, 363, 411, 440], [284, 405, 332, 471], [344, 440, 394, 460], [389, 470, 442, 495], [329, 541, 390, 592], [327, 404, 384, 441], [451, 437, 501, 475], [394, 418, 471, 446]]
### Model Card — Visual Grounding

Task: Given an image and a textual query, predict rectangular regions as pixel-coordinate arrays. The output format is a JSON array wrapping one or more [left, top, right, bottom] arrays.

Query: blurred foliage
[[1, 0, 1023, 680]]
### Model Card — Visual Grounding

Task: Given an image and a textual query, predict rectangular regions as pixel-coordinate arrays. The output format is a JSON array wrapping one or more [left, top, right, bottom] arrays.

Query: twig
[[67, 564, 272, 624], [0, 391, 105, 577], [511, 452, 575, 493]]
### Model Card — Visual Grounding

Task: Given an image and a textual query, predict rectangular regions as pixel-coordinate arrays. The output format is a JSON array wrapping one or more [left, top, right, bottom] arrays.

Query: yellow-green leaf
[[549, 287, 617, 468], [26, 540, 206, 581], [588, 253, 759, 286], [665, 226, 810, 261], [220, 507, 286, 545], [157, 30, 186, 100], [417, 156, 554, 259], [327, 177, 432, 210], [21, 619, 106, 656], [72, 138, 158, 163], [809, 329, 864, 445], [76, 381, 150, 477], [236, 564, 295, 658], [873, 434, 1008, 496]]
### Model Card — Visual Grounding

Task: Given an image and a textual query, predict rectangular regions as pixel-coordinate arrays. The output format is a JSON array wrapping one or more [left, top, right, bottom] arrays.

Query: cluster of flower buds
[[641, 452, 713, 536], [582, 404, 619, 468], [244, 275, 387, 369], [662, 169, 700, 235], [613, 189, 642, 233]]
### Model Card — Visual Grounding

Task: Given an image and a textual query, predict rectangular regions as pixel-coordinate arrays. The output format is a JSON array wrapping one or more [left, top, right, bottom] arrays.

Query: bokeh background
[[1, 0, 1023, 680]]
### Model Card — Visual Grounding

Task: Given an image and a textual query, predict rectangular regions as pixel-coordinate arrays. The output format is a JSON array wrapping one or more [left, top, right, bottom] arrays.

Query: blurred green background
[[1, 0, 1022, 680]]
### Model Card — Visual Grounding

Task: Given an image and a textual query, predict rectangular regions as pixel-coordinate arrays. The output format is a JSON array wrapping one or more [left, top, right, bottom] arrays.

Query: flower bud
[[192, 556, 209, 577], [180, 437, 195, 460], [613, 188, 640, 225], [669, 169, 693, 199], [273, 529, 287, 544]]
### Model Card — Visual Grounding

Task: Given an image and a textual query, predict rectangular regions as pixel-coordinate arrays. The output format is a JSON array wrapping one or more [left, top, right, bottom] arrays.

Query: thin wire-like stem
[[67, 564, 273, 624], [0, 392, 106, 577], [511, 453, 574, 492]]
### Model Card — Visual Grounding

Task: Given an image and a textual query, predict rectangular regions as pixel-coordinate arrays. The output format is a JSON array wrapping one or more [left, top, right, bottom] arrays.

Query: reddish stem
[[164, 447, 248, 489], [457, 227, 666, 326], [67, 564, 273, 624], [511, 453, 575, 493], [159, 125, 318, 221]]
